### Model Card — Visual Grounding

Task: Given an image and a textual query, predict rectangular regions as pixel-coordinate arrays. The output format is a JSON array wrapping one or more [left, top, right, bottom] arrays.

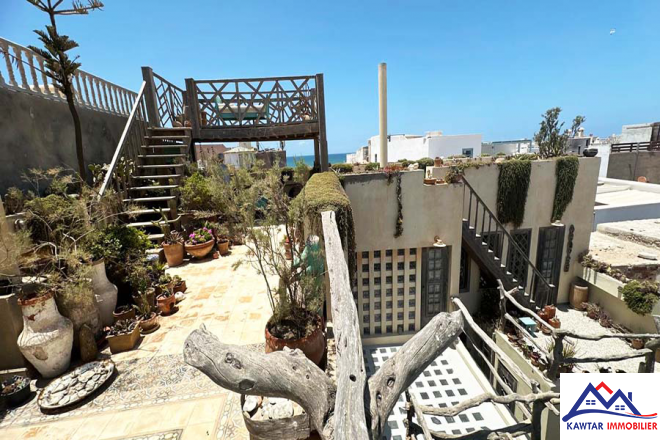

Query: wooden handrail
[[98, 81, 147, 198]]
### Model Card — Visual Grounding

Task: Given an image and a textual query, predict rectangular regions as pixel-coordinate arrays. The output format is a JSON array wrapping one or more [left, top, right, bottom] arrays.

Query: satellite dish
[[609, 28, 616, 35]]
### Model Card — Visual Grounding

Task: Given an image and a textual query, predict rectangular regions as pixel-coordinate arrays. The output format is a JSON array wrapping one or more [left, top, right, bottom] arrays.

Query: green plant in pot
[[106, 318, 140, 354], [134, 289, 159, 335], [157, 286, 176, 316], [185, 227, 215, 259], [214, 224, 231, 256]]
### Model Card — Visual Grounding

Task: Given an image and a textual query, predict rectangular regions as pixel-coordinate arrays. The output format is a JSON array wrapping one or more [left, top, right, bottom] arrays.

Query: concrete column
[[378, 63, 388, 167]]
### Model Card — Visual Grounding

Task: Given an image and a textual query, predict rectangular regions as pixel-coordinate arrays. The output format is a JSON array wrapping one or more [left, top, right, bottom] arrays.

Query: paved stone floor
[[0, 244, 273, 440]]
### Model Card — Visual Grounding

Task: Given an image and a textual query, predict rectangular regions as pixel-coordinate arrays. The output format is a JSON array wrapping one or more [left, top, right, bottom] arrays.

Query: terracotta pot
[[265, 313, 326, 366], [163, 242, 184, 267], [538, 310, 549, 322], [543, 305, 556, 320], [17, 293, 73, 378], [570, 285, 589, 310], [434, 157, 443, 167], [139, 313, 159, 334], [173, 280, 187, 294], [157, 294, 176, 315], [185, 240, 214, 259], [107, 324, 141, 354], [113, 306, 135, 323], [548, 317, 561, 329], [631, 338, 644, 350], [423, 178, 437, 185], [90, 259, 118, 327], [217, 239, 230, 256]]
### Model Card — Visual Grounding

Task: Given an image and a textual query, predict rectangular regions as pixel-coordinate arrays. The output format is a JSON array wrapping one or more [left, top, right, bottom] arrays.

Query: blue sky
[[2, 0, 659, 156]]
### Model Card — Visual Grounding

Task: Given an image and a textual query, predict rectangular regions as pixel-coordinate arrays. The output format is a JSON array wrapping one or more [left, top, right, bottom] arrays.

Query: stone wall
[[0, 87, 129, 193]]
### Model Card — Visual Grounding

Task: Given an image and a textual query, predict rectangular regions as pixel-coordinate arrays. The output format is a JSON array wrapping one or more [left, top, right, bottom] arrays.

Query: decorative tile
[[118, 429, 182, 440]]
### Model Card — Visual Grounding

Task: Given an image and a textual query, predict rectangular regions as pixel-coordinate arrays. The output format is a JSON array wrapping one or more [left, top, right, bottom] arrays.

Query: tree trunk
[[64, 86, 86, 181]]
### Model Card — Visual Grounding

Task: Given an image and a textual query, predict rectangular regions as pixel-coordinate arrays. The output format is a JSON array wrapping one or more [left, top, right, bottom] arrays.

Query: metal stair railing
[[461, 176, 556, 307]]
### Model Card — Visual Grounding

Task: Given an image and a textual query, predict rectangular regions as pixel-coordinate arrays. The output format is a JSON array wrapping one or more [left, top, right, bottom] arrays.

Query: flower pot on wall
[[90, 259, 118, 327], [265, 313, 326, 366], [631, 339, 644, 350], [17, 293, 73, 378], [163, 242, 184, 267], [434, 157, 443, 167]]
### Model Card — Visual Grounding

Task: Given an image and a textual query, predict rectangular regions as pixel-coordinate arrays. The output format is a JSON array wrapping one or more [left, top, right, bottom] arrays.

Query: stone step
[[128, 185, 179, 191], [147, 233, 165, 242]]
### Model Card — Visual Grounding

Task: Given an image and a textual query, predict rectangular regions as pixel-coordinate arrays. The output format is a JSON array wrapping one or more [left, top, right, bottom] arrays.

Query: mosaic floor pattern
[[364, 343, 509, 439]]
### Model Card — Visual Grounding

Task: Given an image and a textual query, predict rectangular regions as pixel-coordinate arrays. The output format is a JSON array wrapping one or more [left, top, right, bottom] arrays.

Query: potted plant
[[106, 318, 140, 353], [215, 224, 231, 256], [185, 227, 215, 259], [157, 287, 177, 315], [0, 375, 31, 408], [87, 258, 118, 328], [135, 290, 159, 335], [542, 305, 556, 320], [584, 302, 600, 320], [433, 157, 443, 167], [162, 230, 185, 267], [631, 338, 645, 350], [158, 273, 174, 295], [173, 275, 187, 294], [423, 170, 437, 185], [548, 317, 561, 329], [113, 304, 135, 322]]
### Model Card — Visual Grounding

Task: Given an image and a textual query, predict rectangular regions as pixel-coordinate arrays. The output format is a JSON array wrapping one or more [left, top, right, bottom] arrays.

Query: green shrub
[[416, 157, 434, 168], [365, 162, 380, 171], [3, 187, 25, 215], [497, 159, 531, 227], [330, 163, 354, 174], [24, 194, 77, 242], [551, 156, 579, 222], [516, 153, 538, 161], [180, 171, 214, 211], [621, 280, 659, 315], [480, 153, 492, 157], [496, 152, 507, 157], [86, 224, 152, 263]]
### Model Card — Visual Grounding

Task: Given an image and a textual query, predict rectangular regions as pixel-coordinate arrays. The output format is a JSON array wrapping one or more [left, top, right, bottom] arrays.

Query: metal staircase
[[460, 177, 556, 309]]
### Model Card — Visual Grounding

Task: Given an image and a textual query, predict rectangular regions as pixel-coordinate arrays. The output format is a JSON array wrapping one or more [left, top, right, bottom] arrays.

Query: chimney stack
[[378, 63, 388, 167]]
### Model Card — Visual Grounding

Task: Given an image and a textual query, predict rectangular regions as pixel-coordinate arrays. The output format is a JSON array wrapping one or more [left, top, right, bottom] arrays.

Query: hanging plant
[[551, 156, 579, 222], [620, 280, 659, 315], [496, 159, 531, 227], [394, 172, 403, 238]]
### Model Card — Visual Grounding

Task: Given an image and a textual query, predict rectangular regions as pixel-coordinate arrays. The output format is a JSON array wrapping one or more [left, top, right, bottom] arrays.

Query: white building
[[481, 139, 532, 156], [348, 131, 482, 164]]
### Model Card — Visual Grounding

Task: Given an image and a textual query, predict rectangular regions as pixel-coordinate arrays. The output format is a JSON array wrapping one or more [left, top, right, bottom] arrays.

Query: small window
[[375, 327, 382, 334], [397, 262, 404, 271], [410, 248, 417, 255], [362, 279, 369, 286], [386, 249, 393, 256], [375, 277, 381, 285], [375, 302, 381, 310], [408, 323, 415, 331], [397, 300, 404, 308], [386, 276, 392, 284], [374, 250, 381, 258], [386, 325, 392, 333], [409, 261, 416, 270], [409, 287, 416, 295], [409, 299, 416, 307], [398, 249, 405, 256], [409, 274, 415, 282], [386, 313, 392, 322], [397, 288, 404, 296], [364, 327, 370, 335], [397, 312, 404, 320], [409, 311, 415, 319], [397, 324, 403, 334], [374, 263, 381, 271], [363, 315, 369, 323], [361, 251, 369, 258], [386, 262, 393, 271], [362, 290, 369, 299], [374, 290, 381, 298], [375, 314, 381, 322], [397, 275, 404, 283], [362, 264, 369, 272], [386, 301, 392, 309], [386, 288, 393, 297], [363, 303, 369, 311]]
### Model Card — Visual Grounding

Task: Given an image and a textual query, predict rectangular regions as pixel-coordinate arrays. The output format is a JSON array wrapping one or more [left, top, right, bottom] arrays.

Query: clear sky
[[2, 0, 659, 156]]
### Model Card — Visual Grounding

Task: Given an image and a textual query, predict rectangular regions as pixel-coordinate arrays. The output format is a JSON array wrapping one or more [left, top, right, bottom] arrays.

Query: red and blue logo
[[561, 375, 658, 431]]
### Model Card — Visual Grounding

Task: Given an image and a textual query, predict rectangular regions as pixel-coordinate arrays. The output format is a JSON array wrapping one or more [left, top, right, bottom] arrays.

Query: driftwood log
[[183, 211, 464, 439]]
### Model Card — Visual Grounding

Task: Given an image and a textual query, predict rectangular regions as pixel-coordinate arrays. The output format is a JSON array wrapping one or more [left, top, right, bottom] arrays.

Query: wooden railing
[[187, 75, 318, 128], [497, 282, 660, 379], [610, 141, 660, 153], [98, 82, 148, 198], [142, 67, 186, 128], [0, 37, 136, 116], [462, 176, 557, 306]]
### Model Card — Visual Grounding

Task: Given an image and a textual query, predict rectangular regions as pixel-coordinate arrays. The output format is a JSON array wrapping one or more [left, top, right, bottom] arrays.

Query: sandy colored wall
[[0, 87, 128, 193], [607, 151, 660, 183]]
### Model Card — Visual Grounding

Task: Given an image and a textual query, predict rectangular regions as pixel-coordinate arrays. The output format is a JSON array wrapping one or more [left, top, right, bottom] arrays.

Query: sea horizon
[[286, 153, 351, 167]]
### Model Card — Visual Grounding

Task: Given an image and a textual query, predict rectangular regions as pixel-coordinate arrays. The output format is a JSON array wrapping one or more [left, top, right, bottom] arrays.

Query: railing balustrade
[[610, 141, 660, 153], [462, 176, 557, 306], [0, 37, 136, 117], [141, 67, 186, 128]]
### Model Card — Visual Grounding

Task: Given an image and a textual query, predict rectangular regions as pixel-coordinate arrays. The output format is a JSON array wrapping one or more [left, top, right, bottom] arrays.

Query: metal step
[[133, 174, 182, 180], [123, 195, 177, 203], [145, 135, 190, 141], [138, 164, 185, 169], [127, 218, 178, 228], [147, 127, 192, 132], [141, 145, 188, 149], [128, 185, 179, 191], [123, 208, 171, 216], [137, 154, 187, 159]]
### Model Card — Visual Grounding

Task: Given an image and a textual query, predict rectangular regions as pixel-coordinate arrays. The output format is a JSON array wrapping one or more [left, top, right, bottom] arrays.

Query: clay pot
[[163, 242, 184, 267], [265, 313, 326, 366], [631, 339, 644, 350], [90, 259, 118, 327], [185, 240, 214, 259], [17, 293, 73, 378], [173, 280, 187, 294], [423, 178, 437, 185], [113, 306, 135, 323], [139, 312, 159, 334], [217, 239, 230, 256], [107, 324, 141, 354], [570, 285, 589, 310], [538, 310, 549, 322], [434, 157, 443, 167], [157, 294, 176, 315], [543, 305, 556, 320], [55, 281, 102, 346], [548, 317, 561, 329], [212, 251, 220, 259]]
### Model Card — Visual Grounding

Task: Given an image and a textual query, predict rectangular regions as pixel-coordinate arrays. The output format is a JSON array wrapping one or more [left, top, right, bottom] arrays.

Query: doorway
[[421, 247, 449, 326]]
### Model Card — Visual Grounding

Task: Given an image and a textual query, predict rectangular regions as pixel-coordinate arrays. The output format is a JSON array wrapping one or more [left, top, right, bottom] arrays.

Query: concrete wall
[[619, 123, 653, 144], [0, 87, 128, 193], [607, 151, 660, 183]]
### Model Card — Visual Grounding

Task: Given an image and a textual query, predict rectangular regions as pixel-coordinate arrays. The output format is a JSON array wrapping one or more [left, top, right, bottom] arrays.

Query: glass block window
[[386, 262, 392, 271], [409, 287, 416, 295], [363, 315, 369, 323], [362, 251, 369, 258], [398, 249, 405, 256], [410, 261, 416, 270], [375, 302, 381, 310], [397, 275, 404, 283], [397, 312, 404, 320], [386, 276, 392, 284], [374, 290, 381, 298], [375, 277, 381, 285], [397, 288, 404, 297], [410, 248, 417, 255], [374, 250, 381, 258], [409, 323, 415, 331], [409, 311, 415, 319], [375, 314, 381, 322], [364, 328, 370, 335], [409, 274, 415, 282], [386, 288, 393, 297], [375, 327, 382, 334], [386, 301, 392, 309], [386, 313, 392, 322], [374, 263, 381, 271], [386, 249, 393, 256], [397, 262, 405, 271], [362, 264, 369, 272], [363, 303, 369, 311], [362, 278, 369, 286], [398, 300, 404, 308]]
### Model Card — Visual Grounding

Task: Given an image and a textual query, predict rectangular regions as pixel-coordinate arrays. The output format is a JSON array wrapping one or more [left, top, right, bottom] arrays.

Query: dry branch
[[413, 391, 559, 417]]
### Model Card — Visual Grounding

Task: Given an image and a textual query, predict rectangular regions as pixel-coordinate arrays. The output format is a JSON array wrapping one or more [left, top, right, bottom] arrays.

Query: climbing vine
[[551, 156, 579, 222], [394, 172, 403, 237], [496, 159, 531, 227]]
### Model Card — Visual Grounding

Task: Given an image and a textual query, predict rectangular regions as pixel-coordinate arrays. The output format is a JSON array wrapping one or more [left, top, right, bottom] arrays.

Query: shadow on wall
[[0, 87, 129, 193]]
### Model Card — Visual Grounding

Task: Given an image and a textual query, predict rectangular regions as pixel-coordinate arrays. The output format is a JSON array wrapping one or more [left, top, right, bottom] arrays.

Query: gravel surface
[[534, 305, 659, 373]]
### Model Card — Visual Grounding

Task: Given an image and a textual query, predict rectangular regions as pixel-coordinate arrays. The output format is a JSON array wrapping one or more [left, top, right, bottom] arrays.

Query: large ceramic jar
[[90, 259, 118, 327], [55, 281, 102, 346], [17, 293, 73, 378]]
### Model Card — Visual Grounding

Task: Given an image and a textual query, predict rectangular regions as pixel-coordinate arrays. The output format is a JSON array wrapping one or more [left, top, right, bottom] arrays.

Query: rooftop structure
[[594, 178, 660, 229]]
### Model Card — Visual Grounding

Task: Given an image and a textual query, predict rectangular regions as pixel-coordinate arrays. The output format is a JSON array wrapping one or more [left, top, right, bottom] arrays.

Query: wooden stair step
[[147, 127, 192, 132], [133, 174, 182, 180], [123, 195, 177, 203], [145, 135, 190, 140], [141, 145, 188, 149], [138, 154, 187, 159], [147, 233, 165, 241], [129, 185, 179, 191], [138, 164, 185, 169], [127, 218, 177, 228], [123, 208, 171, 216]]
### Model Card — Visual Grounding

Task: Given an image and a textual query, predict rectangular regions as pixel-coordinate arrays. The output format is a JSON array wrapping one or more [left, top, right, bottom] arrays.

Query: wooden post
[[531, 399, 544, 440], [141, 67, 160, 128], [316, 73, 329, 171], [185, 78, 201, 140], [547, 333, 565, 380]]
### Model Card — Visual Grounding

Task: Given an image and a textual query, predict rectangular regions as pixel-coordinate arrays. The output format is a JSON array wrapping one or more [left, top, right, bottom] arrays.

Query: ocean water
[[286, 153, 348, 167]]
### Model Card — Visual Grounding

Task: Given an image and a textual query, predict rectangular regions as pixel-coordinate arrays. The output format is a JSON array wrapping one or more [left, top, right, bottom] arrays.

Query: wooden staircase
[[460, 177, 556, 309], [121, 127, 191, 243]]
